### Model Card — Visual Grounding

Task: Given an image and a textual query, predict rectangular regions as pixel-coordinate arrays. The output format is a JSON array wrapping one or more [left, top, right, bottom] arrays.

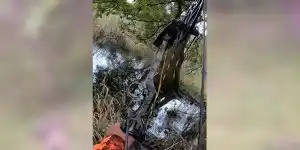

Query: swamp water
[[93, 43, 200, 139]]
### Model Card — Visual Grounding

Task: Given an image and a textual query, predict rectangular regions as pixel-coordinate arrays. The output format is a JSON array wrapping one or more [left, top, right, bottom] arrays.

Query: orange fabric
[[93, 135, 125, 150]]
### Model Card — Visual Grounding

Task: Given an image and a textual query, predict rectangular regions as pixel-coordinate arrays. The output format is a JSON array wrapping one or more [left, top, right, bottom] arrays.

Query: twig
[[128, 17, 165, 23], [164, 141, 182, 150]]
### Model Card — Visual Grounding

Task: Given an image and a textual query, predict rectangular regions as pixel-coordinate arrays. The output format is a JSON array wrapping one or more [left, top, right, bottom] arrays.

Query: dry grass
[[92, 15, 203, 149], [93, 82, 128, 144], [92, 80, 201, 149], [93, 15, 154, 59]]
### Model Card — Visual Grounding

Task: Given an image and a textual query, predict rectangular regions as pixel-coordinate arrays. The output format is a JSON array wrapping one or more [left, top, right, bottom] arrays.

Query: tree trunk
[[154, 39, 187, 94]]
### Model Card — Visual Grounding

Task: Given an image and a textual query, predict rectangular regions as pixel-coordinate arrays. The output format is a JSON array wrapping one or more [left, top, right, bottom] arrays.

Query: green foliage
[[93, 0, 205, 73], [94, 0, 192, 42], [184, 38, 203, 74]]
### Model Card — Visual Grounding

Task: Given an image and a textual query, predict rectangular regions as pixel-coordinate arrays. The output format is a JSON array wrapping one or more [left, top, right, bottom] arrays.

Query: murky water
[[93, 43, 200, 139]]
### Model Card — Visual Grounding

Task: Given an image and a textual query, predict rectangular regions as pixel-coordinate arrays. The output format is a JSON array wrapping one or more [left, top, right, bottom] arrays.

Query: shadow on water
[[92, 42, 200, 141]]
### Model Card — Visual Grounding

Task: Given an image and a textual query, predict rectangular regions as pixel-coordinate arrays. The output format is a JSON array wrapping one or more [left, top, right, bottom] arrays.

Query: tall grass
[[93, 81, 127, 144], [93, 80, 200, 149], [92, 15, 203, 149], [93, 15, 154, 59]]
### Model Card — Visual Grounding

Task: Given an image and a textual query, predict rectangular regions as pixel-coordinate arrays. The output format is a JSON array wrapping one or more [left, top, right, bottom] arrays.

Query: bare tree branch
[[127, 17, 165, 23]]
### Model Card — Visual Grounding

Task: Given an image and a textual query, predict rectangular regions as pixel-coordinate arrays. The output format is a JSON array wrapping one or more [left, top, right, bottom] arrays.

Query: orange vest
[[93, 135, 125, 150]]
